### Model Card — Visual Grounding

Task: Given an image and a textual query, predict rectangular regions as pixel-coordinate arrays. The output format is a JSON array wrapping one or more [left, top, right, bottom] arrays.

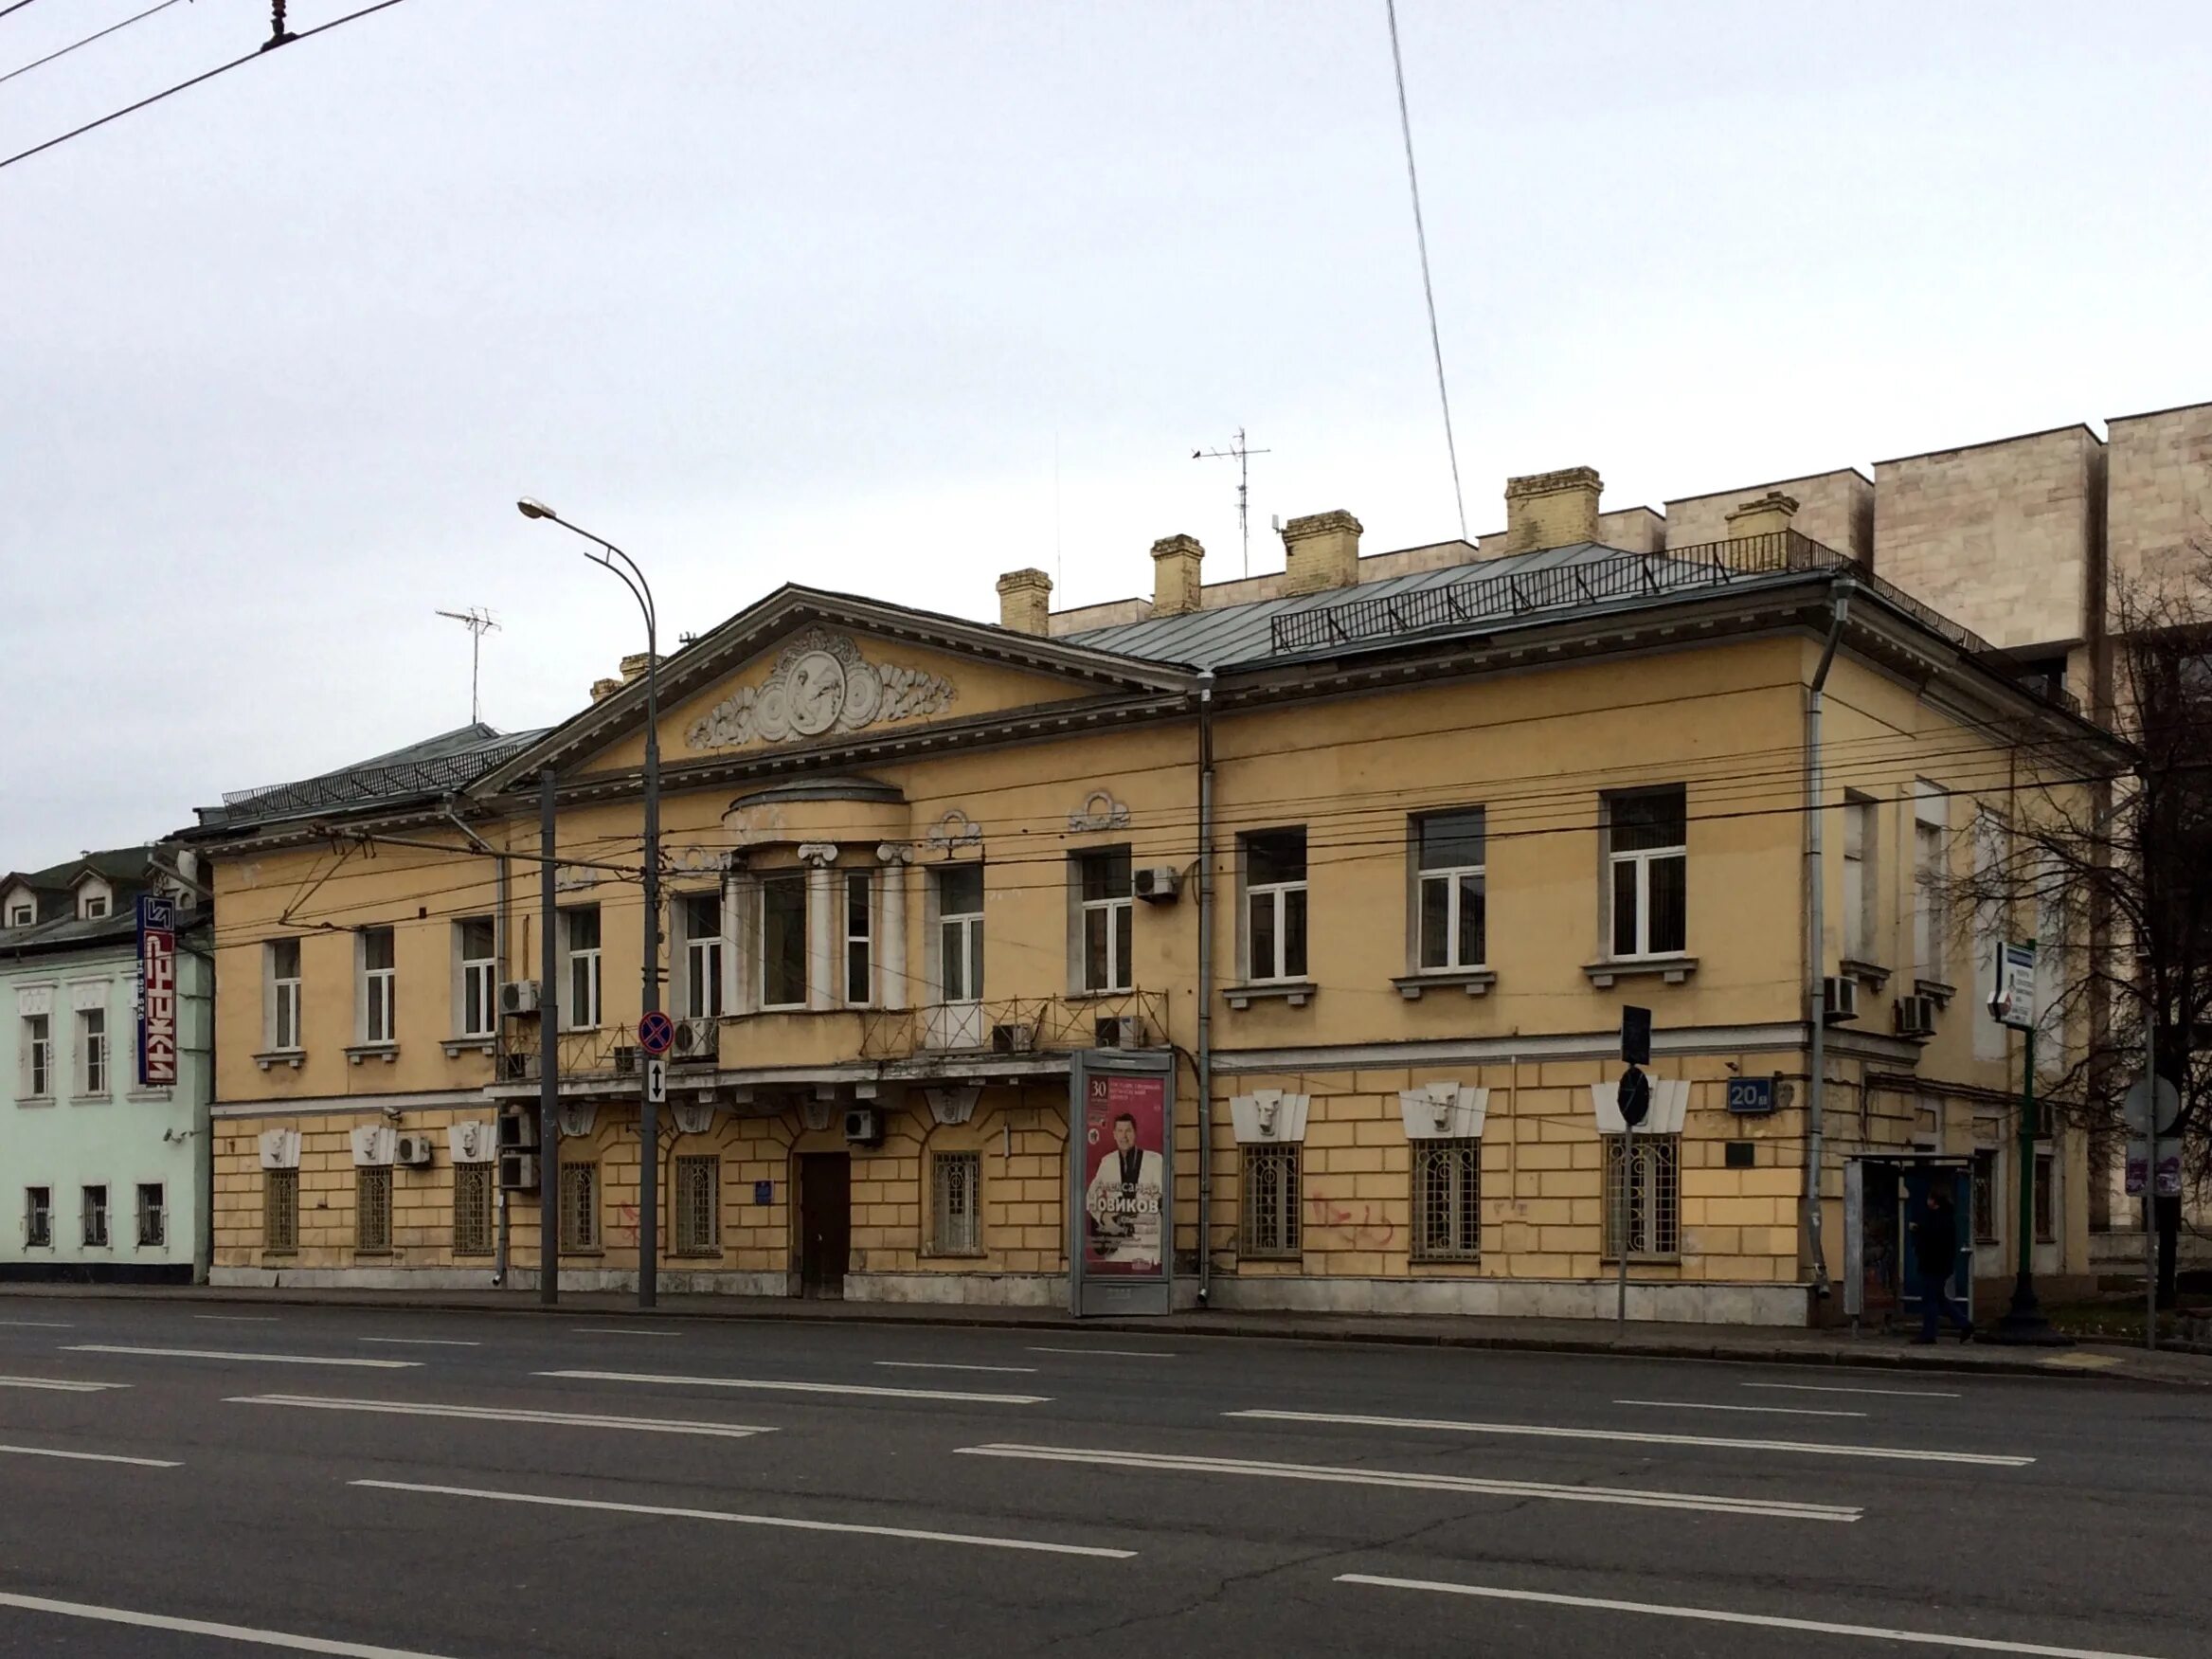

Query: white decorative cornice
[[1230, 1089, 1311, 1144], [926, 810, 982, 854], [1069, 789, 1131, 833], [685, 629, 955, 751], [1397, 1083, 1489, 1141]]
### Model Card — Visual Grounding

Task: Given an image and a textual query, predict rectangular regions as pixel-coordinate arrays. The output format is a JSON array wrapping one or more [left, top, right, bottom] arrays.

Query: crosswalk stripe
[[957, 1443, 1860, 1522], [538, 1368, 1048, 1405], [228, 1395, 775, 1438], [0, 1376, 127, 1393]]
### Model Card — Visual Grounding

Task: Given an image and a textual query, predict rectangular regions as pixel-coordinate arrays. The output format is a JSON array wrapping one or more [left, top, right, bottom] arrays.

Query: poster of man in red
[[1082, 1073, 1166, 1275]]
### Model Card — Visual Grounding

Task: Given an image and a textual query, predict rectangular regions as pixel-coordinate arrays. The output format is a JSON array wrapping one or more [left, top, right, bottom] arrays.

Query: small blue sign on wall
[[753, 1181, 774, 1205], [1726, 1075, 1777, 1114]]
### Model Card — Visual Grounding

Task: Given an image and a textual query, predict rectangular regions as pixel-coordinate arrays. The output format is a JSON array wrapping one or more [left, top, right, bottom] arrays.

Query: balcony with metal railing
[[859, 991, 1170, 1065]]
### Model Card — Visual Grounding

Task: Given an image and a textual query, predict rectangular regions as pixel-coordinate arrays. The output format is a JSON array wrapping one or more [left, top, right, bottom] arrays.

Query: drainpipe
[[446, 802, 509, 1287], [1195, 668, 1216, 1307], [1805, 577, 1853, 1301]]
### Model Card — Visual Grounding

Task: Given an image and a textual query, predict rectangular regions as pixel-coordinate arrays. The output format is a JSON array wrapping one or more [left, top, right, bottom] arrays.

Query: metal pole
[[2005, 1022, 2041, 1325], [1616, 1121, 1632, 1333], [2146, 986, 2158, 1350], [537, 768, 560, 1307], [638, 622, 660, 1310], [1194, 670, 1214, 1306]]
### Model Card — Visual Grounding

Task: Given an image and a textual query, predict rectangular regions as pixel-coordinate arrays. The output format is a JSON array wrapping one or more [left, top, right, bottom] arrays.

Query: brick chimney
[[1502, 467, 1602, 553], [1724, 490, 1800, 540], [1150, 534, 1204, 616], [620, 651, 657, 683], [1280, 511, 1363, 596], [996, 568, 1052, 636], [590, 676, 621, 703]]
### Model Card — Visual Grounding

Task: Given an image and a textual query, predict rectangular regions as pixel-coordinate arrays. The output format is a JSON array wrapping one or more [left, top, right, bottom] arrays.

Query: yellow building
[[184, 471, 2118, 1324]]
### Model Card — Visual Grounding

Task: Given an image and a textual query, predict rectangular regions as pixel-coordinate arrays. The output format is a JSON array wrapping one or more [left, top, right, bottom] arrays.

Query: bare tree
[[1938, 544, 2212, 1304]]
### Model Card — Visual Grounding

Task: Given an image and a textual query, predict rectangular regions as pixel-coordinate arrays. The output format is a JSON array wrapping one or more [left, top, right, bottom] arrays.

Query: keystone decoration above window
[[350, 1126, 398, 1167], [1398, 1082, 1490, 1141], [1590, 1075, 1692, 1135], [1230, 1089, 1311, 1144], [685, 630, 956, 750]]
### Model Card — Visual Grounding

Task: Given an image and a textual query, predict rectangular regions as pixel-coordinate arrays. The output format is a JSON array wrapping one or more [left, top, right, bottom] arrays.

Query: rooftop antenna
[[1193, 427, 1270, 578], [435, 607, 500, 725]]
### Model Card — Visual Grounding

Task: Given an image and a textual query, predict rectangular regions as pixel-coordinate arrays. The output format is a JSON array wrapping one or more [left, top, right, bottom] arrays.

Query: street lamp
[[518, 497, 663, 1310]]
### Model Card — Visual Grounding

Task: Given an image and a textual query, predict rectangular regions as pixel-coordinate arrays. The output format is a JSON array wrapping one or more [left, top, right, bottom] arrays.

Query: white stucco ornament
[[685, 630, 955, 750], [449, 1120, 495, 1163]]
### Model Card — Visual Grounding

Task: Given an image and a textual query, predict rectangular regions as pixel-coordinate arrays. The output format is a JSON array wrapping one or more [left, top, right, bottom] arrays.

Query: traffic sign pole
[[2146, 1005, 2158, 1350]]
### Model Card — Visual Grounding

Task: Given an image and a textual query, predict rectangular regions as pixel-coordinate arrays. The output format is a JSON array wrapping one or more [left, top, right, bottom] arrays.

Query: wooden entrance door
[[799, 1153, 851, 1298]]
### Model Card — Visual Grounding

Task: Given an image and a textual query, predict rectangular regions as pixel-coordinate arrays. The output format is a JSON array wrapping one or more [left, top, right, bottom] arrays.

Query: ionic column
[[875, 843, 916, 1011], [798, 844, 839, 1012]]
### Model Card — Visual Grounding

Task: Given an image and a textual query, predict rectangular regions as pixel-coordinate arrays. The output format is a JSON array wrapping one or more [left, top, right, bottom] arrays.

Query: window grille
[[1412, 1140, 1482, 1261], [25, 1187, 51, 1249], [136, 1182, 167, 1249], [1240, 1144, 1301, 1258], [674, 1155, 720, 1255], [356, 1166, 392, 1253], [560, 1162, 601, 1253], [931, 1151, 982, 1254], [1604, 1134, 1681, 1260], [452, 1163, 494, 1255], [81, 1185, 108, 1249], [264, 1169, 297, 1253]]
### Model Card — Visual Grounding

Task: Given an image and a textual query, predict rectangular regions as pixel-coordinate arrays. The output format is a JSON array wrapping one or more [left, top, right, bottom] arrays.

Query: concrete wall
[[1666, 470, 1874, 560], [2107, 401, 2212, 599]]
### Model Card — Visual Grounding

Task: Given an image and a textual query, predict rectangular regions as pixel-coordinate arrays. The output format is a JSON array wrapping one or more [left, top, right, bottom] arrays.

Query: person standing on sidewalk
[[1911, 1184, 1974, 1344]]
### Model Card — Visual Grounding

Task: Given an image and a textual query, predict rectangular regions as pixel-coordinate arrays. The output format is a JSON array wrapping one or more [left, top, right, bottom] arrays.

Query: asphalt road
[[0, 1296, 2202, 1658]]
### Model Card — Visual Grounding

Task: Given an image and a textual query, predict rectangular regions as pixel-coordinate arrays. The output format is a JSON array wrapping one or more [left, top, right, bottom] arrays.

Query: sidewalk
[[6, 1280, 2206, 1386]]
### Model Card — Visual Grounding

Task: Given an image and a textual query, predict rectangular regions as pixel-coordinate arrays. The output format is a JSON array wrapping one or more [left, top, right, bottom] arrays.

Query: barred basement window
[[263, 1169, 298, 1253], [356, 1166, 392, 1254], [560, 1162, 601, 1253], [1240, 1144, 1301, 1259], [1604, 1134, 1681, 1261], [931, 1151, 982, 1255], [136, 1182, 166, 1249], [452, 1163, 494, 1256], [1412, 1140, 1482, 1261], [81, 1184, 108, 1249], [674, 1155, 720, 1256]]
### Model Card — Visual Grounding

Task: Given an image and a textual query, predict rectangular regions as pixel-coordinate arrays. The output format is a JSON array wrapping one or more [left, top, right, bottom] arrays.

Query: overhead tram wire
[[0, 0, 50, 20], [0, 0, 409, 174], [0, 0, 185, 87], [1384, 0, 1467, 542]]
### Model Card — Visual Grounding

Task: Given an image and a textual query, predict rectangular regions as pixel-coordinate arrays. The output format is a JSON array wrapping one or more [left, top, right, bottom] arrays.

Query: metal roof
[[192, 723, 548, 832]]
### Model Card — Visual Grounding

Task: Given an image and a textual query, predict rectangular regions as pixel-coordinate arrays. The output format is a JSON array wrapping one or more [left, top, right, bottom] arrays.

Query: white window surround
[[357, 927, 396, 1048], [1412, 809, 1487, 973], [1397, 1082, 1489, 1140], [1075, 847, 1133, 995], [76, 1005, 108, 1098], [21, 1011, 53, 1101], [1913, 781, 1951, 988], [74, 876, 113, 920], [1603, 786, 1687, 963], [1239, 829, 1308, 987], [261, 936, 304, 1064], [1229, 1089, 1311, 1144], [679, 893, 727, 1020], [561, 906, 602, 1031], [456, 916, 497, 1041]]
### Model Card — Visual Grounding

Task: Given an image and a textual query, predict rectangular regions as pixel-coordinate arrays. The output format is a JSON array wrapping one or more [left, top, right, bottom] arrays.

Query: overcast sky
[[4, 0, 2207, 872]]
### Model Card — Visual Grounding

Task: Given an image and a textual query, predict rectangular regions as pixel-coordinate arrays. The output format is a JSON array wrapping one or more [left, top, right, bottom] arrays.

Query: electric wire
[[0, 0, 185, 88]]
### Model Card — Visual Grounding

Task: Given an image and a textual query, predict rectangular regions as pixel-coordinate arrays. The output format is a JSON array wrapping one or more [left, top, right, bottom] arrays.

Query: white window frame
[[843, 871, 873, 1006], [1914, 783, 1949, 982], [4, 899, 31, 928], [78, 884, 110, 920], [360, 926, 397, 1046], [937, 866, 984, 1005], [457, 916, 497, 1039], [77, 1005, 107, 1097], [1842, 792, 1878, 963], [679, 893, 726, 1020], [23, 1013, 52, 1100], [136, 1181, 167, 1250], [268, 938, 302, 1052], [1076, 848, 1133, 994], [561, 906, 602, 1031], [1604, 786, 1687, 961], [81, 1183, 109, 1249], [1241, 829, 1308, 984], [1414, 809, 1486, 972], [758, 874, 808, 1011]]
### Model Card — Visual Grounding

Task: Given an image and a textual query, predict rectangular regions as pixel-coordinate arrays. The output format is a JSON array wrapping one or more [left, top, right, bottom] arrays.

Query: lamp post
[[518, 497, 662, 1310]]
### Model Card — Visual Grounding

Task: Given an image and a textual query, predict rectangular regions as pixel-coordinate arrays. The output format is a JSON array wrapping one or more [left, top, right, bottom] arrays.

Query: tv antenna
[[1193, 427, 1270, 577], [435, 607, 500, 725]]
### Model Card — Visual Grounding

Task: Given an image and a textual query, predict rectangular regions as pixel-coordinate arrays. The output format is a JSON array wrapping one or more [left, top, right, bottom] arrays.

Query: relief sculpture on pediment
[[685, 629, 956, 750]]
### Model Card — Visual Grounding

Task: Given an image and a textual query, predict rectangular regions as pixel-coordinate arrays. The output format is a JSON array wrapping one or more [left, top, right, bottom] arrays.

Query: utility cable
[[1384, 0, 1468, 542], [0, 0, 186, 88], [0, 0, 407, 174]]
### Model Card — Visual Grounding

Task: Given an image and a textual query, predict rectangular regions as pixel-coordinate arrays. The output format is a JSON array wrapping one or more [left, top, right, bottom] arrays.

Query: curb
[[2, 1283, 2189, 1385]]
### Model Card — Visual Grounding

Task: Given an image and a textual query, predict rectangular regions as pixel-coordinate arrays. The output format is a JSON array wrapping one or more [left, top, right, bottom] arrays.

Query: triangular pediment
[[474, 585, 1188, 792]]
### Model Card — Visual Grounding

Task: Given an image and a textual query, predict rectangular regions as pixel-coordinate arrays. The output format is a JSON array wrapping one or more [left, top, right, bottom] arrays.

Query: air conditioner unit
[[991, 1022, 1036, 1055], [1895, 994, 1937, 1039], [1095, 1015, 1148, 1049], [499, 980, 541, 1018], [673, 1018, 719, 1062], [1823, 975, 1861, 1023], [497, 1151, 540, 1191], [393, 1133, 434, 1167], [1132, 865, 1181, 903], [497, 1109, 538, 1150], [843, 1106, 883, 1146], [613, 1044, 640, 1075]]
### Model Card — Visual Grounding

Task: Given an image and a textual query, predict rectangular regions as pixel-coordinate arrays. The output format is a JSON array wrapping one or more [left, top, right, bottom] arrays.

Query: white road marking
[[230, 1395, 774, 1438], [66, 1345, 420, 1370], [193, 1314, 281, 1323], [1026, 1346, 1175, 1358], [1227, 1409, 2032, 1467], [0, 1320, 73, 1328], [1335, 1574, 2161, 1658], [575, 1327, 684, 1338], [540, 1368, 1049, 1405], [1618, 1398, 1867, 1419], [357, 1338, 481, 1349], [0, 1376, 127, 1393], [958, 1443, 1860, 1523], [1745, 1381, 1962, 1400], [0, 1588, 464, 1657], [874, 1361, 1040, 1375], [353, 1478, 1134, 1559], [0, 1444, 179, 1469]]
